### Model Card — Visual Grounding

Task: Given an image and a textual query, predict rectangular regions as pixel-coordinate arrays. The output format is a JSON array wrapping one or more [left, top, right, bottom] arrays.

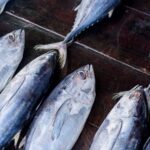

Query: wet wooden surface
[[0, 0, 150, 149]]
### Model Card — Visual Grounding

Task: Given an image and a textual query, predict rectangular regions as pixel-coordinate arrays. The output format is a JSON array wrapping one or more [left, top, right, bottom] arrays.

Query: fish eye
[[78, 71, 86, 80], [9, 34, 15, 42]]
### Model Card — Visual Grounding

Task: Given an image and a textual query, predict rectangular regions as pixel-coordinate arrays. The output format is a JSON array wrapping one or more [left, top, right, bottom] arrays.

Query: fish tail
[[34, 41, 67, 69]]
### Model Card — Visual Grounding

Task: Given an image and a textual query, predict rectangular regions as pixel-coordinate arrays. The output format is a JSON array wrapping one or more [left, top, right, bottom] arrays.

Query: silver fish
[[0, 0, 10, 14], [0, 51, 57, 149], [25, 65, 96, 150], [34, 0, 120, 68], [0, 29, 25, 92], [90, 85, 149, 150]]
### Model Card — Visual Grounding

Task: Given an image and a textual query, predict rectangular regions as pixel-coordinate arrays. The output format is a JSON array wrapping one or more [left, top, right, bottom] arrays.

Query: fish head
[[117, 86, 148, 120], [19, 51, 57, 76], [0, 29, 25, 60], [65, 64, 96, 105]]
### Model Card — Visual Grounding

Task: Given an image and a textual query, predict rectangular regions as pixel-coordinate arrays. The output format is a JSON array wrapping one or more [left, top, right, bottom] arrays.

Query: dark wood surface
[[0, 0, 150, 149]]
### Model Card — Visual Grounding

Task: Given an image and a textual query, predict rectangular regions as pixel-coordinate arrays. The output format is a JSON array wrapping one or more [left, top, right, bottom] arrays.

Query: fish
[[0, 29, 25, 92], [143, 137, 150, 150], [34, 0, 120, 68], [0, 0, 10, 14], [90, 85, 149, 150], [0, 51, 57, 149], [24, 65, 96, 150]]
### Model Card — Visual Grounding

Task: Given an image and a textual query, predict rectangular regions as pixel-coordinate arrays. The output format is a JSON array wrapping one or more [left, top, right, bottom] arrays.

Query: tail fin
[[34, 41, 67, 68]]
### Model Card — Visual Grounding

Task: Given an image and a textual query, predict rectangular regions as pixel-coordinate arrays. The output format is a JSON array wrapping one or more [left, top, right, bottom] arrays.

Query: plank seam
[[125, 5, 150, 17]]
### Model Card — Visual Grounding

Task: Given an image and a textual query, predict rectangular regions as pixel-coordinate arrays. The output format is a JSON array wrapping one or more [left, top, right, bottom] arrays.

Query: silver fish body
[[0, 0, 10, 14], [0, 51, 57, 149], [90, 86, 148, 150], [25, 65, 96, 150], [0, 29, 25, 92]]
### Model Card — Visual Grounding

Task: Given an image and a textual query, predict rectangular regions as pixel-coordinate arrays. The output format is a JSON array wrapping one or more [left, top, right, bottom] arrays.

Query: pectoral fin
[[51, 100, 70, 140], [108, 9, 114, 18]]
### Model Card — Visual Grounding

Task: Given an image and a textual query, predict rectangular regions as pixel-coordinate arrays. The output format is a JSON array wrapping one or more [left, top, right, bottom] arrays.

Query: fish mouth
[[86, 64, 94, 74], [84, 64, 93, 71], [89, 64, 94, 73], [83, 64, 95, 79], [14, 29, 25, 40], [19, 29, 25, 39]]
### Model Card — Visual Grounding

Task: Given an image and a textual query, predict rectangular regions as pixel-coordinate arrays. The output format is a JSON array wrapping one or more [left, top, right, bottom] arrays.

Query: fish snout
[[38, 51, 57, 67], [45, 51, 57, 62], [83, 64, 95, 79], [14, 29, 25, 43], [82, 64, 96, 96]]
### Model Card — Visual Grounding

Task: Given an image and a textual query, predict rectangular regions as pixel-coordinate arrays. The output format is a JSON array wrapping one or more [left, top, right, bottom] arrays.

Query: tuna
[[90, 85, 149, 150], [0, 29, 25, 92], [25, 65, 96, 150], [34, 0, 120, 68], [0, 51, 57, 149], [0, 0, 10, 14]]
